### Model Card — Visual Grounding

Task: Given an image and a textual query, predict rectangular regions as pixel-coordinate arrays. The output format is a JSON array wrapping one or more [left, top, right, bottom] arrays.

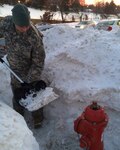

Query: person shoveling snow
[[0, 3, 58, 128], [0, 57, 59, 128]]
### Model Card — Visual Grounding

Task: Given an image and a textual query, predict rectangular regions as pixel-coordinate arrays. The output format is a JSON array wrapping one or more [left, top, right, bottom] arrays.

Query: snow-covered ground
[[0, 4, 45, 19], [0, 4, 120, 150]]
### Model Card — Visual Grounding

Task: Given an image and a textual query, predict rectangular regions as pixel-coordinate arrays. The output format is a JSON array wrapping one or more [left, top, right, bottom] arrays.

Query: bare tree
[[40, 11, 54, 23], [45, 0, 69, 22]]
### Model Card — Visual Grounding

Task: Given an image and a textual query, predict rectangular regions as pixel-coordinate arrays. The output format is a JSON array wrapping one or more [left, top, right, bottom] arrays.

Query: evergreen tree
[[109, 0, 116, 14], [28, 0, 45, 9], [70, 0, 81, 12], [95, 2, 105, 14], [0, 0, 17, 6], [104, 1, 116, 14]]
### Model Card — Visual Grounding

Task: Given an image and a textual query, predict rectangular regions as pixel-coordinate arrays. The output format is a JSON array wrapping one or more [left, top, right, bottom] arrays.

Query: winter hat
[[12, 4, 30, 27]]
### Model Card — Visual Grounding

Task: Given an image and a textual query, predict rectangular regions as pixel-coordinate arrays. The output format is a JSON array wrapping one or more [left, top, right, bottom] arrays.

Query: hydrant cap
[[84, 102, 107, 123]]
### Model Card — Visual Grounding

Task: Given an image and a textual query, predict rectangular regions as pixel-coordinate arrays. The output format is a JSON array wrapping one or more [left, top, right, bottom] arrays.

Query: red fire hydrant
[[74, 102, 108, 150]]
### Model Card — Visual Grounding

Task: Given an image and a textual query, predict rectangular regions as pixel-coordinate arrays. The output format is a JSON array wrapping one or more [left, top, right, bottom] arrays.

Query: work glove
[[21, 80, 46, 91], [15, 80, 47, 100], [20, 82, 32, 95], [21, 80, 46, 88], [29, 80, 46, 92], [14, 82, 31, 100], [28, 80, 46, 98]]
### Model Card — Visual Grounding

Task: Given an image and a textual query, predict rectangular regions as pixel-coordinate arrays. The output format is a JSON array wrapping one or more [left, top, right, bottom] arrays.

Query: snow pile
[[43, 25, 120, 111], [35, 26, 120, 150], [0, 101, 39, 150], [20, 87, 59, 111]]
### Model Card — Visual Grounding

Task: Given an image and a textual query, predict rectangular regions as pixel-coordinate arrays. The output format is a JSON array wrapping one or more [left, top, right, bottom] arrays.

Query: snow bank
[[0, 101, 39, 150], [43, 25, 120, 111], [36, 25, 120, 150]]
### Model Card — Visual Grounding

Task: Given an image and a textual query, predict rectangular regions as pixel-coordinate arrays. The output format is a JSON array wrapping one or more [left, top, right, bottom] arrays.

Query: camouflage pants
[[10, 71, 23, 113]]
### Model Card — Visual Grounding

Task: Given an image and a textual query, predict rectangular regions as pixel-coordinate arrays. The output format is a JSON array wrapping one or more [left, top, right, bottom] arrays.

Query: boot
[[32, 107, 44, 129]]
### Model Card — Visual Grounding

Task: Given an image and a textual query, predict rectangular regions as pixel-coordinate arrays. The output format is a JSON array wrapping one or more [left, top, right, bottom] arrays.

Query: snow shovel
[[0, 57, 59, 111]]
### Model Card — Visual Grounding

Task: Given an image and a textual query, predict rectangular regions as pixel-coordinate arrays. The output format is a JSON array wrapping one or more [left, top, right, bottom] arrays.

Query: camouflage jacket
[[0, 16, 45, 87]]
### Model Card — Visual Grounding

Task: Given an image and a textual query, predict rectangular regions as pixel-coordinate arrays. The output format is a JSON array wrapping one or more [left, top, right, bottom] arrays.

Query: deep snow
[[0, 101, 39, 150], [0, 4, 120, 150]]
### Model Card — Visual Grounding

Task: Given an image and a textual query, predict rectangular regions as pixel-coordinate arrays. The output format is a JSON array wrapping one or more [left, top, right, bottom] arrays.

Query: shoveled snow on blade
[[20, 87, 59, 111]]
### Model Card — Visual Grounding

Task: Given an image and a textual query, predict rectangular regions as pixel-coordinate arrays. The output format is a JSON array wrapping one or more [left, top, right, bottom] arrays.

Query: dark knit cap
[[11, 4, 30, 27]]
